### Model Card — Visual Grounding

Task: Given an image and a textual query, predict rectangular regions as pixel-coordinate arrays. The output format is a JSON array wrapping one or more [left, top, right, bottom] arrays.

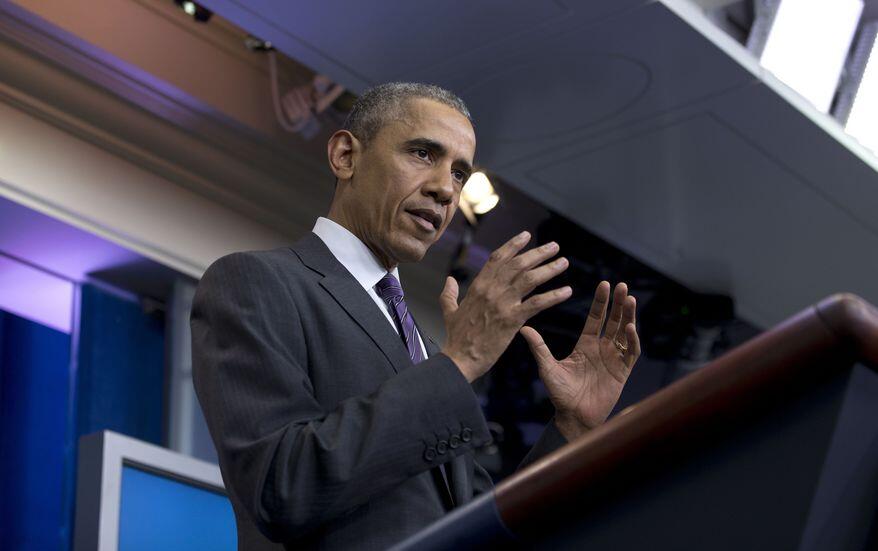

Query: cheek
[[437, 210, 455, 235]]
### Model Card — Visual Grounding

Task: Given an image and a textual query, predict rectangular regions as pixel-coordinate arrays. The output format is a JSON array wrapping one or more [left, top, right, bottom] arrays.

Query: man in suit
[[191, 82, 641, 550]]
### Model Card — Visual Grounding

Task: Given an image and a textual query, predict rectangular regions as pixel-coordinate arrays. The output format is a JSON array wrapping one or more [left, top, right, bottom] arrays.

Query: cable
[[267, 49, 309, 133]]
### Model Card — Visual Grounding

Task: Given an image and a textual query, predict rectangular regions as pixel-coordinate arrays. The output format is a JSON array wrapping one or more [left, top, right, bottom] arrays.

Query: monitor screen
[[118, 464, 236, 551]]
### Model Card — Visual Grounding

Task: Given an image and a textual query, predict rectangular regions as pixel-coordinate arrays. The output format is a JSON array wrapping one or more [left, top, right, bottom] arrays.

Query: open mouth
[[406, 209, 442, 232]]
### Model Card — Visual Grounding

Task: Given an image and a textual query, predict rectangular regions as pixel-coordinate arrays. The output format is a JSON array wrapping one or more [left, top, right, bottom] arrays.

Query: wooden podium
[[392, 294, 878, 550]]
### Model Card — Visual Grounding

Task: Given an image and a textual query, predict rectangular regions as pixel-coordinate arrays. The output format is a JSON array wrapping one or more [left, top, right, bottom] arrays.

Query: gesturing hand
[[520, 281, 641, 441], [440, 231, 573, 383]]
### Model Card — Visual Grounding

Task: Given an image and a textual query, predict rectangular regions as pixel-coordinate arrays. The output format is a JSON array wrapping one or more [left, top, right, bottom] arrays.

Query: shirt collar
[[311, 217, 400, 292]]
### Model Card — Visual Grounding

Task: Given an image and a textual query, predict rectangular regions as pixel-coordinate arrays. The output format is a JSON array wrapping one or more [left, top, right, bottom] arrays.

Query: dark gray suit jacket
[[191, 233, 566, 550]]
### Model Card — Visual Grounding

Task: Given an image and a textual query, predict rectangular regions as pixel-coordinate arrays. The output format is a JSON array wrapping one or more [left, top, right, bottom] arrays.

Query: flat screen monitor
[[74, 431, 236, 550]]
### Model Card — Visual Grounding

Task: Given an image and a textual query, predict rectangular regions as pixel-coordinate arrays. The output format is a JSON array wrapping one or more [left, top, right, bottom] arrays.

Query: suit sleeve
[[190, 252, 491, 542]]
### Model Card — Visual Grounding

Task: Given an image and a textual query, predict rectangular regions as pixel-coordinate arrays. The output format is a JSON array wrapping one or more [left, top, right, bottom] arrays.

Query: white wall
[[0, 100, 290, 278]]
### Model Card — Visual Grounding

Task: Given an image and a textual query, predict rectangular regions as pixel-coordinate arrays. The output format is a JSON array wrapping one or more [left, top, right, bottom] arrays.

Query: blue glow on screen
[[118, 465, 236, 551]]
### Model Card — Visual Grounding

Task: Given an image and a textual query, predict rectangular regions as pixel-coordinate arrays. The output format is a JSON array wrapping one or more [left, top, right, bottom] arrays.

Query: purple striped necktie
[[375, 273, 426, 364]]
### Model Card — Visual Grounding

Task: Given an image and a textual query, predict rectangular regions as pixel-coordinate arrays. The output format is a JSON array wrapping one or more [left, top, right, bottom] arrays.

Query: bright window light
[[759, 0, 863, 113], [846, 33, 878, 155]]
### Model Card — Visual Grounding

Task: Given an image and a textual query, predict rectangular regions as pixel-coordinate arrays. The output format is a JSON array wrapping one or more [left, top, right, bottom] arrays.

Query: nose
[[422, 165, 455, 205]]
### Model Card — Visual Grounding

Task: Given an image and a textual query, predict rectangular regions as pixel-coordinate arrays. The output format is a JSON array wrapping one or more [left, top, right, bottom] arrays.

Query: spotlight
[[174, 0, 212, 23], [448, 171, 501, 282], [460, 171, 499, 223]]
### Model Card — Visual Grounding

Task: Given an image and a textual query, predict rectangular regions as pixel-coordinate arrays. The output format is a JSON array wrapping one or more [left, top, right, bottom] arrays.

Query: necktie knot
[[375, 273, 404, 304]]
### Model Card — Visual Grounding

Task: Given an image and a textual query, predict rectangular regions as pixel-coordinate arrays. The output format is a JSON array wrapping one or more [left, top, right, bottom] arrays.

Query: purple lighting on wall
[[0, 255, 73, 334], [0, 194, 178, 334], [0, 199, 143, 282]]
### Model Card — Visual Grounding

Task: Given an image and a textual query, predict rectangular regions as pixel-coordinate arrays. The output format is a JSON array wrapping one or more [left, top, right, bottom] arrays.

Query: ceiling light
[[472, 194, 500, 215], [459, 171, 499, 224], [174, 0, 212, 23], [462, 172, 495, 206], [749, 0, 863, 113]]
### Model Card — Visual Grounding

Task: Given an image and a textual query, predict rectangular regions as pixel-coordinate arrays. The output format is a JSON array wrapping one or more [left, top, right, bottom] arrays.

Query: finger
[[602, 282, 628, 339], [624, 322, 641, 368], [512, 256, 569, 296], [520, 326, 557, 368], [519, 286, 573, 319], [438, 276, 459, 318], [613, 295, 637, 347], [504, 241, 560, 280], [481, 231, 531, 279], [582, 281, 611, 336]]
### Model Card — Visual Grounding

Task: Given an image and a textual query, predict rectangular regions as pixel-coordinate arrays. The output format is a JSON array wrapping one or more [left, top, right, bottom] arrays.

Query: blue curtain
[[0, 310, 72, 550], [74, 284, 165, 445], [0, 281, 166, 551]]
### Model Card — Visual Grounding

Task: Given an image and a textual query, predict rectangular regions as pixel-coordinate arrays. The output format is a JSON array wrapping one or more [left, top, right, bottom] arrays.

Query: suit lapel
[[290, 233, 412, 374], [415, 319, 440, 357]]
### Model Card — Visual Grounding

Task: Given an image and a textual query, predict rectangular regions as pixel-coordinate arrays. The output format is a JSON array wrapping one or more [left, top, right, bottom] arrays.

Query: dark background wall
[[475, 213, 760, 480]]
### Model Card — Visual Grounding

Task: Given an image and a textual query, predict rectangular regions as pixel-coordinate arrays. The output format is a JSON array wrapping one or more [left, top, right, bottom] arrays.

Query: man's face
[[347, 98, 476, 267]]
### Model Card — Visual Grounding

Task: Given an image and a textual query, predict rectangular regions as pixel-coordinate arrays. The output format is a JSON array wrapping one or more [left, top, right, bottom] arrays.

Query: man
[[191, 83, 641, 550]]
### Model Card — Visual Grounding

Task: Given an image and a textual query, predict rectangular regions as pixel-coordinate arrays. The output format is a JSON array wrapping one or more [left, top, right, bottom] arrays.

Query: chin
[[396, 247, 428, 264], [392, 238, 430, 264]]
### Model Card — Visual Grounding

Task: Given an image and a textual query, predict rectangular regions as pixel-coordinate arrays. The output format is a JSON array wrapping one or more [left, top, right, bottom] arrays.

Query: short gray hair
[[342, 82, 472, 145]]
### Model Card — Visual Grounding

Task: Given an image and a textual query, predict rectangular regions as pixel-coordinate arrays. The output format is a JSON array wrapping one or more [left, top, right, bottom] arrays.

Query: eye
[[413, 148, 430, 161], [452, 170, 466, 184]]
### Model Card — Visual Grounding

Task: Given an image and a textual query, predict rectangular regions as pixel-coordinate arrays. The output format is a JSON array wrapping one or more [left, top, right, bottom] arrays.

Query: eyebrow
[[404, 138, 473, 178]]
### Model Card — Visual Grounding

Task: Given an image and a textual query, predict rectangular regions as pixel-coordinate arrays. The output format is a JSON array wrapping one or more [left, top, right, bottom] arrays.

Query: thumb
[[439, 276, 459, 317], [520, 326, 556, 367]]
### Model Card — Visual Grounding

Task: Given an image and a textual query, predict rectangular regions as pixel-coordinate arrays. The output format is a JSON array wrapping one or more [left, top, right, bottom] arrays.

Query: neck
[[326, 206, 397, 272]]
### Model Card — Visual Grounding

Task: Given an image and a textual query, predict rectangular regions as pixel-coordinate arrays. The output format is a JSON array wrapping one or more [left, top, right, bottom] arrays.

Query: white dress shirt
[[312, 217, 429, 358]]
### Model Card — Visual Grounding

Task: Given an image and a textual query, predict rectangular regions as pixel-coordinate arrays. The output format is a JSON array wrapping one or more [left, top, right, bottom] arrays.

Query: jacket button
[[461, 428, 472, 442], [423, 447, 437, 462], [436, 440, 448, 454], [449, 435, 461, 448]]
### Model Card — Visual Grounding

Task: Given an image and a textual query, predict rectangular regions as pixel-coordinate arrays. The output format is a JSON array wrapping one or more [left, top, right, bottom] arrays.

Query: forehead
[[387, 98, 476, 159]]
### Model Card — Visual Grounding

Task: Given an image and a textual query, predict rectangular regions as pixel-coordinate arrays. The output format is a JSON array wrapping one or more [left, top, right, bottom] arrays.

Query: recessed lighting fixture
[[749, 0, 863, 113], [174, 0, 212, 23]]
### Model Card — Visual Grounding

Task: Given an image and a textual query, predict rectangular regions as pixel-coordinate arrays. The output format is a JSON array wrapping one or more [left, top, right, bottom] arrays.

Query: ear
[[327, 130, 359, 181]]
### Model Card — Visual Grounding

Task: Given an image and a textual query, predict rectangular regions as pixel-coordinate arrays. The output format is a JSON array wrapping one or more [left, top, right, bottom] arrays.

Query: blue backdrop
[[0, 281, 166, 551], [74, 284, 165, 446], [0, 310, 71, 550]]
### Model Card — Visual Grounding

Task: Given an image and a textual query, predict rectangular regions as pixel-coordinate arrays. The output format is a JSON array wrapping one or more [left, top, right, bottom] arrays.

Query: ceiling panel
[[453, 3, 756, 166], [197, 0, 648, 90]]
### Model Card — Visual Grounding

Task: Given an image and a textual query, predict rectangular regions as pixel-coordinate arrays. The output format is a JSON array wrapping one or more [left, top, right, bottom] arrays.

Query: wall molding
[[0, 1, 332, 238]]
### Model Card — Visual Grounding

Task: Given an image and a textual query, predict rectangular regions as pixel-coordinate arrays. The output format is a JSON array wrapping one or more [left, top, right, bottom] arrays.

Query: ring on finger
[[614, 339, 628, 353]]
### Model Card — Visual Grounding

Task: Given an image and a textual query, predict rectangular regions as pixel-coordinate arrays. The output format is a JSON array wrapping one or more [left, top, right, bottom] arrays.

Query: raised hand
[[520, 281, 641, 441], [440, 231, 573, 383]]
